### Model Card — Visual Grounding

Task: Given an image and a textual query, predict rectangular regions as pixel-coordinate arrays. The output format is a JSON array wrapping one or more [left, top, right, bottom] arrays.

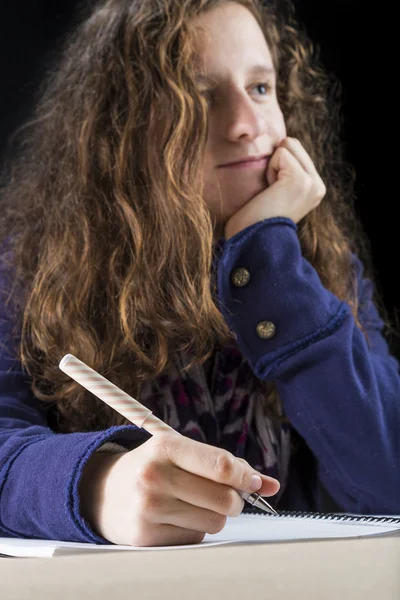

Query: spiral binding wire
[[243, 508, 400, 524]]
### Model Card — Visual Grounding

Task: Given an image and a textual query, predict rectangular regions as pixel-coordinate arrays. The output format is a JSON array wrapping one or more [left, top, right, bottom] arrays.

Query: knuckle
[[231, 498, 245, 517], [312, 182, 326, 206], [153, 432, 181, 464], [235, 458, 252, 490], [318, 182, 327, 198], [135, 460, 161, 489], [215, 451, 236, 482], [214, 487, 239, 514], [155, 432, 178, 453], [138, 490, 164, 516], [227, 489, 244, 516], [206, 513, 227, 535]]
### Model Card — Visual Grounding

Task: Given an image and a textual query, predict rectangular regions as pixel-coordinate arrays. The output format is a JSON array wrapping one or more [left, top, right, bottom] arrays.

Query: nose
[[222, 88, 265, 142]]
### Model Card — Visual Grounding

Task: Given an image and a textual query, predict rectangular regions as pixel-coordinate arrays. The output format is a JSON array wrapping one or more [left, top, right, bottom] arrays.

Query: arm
[[0, 255, 280, 547], [0, 261, 149, 542], [217, 218, 400, 514]]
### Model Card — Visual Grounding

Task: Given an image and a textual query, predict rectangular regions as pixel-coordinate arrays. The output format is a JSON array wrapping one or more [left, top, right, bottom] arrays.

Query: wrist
[[79, 452, 123, 536]]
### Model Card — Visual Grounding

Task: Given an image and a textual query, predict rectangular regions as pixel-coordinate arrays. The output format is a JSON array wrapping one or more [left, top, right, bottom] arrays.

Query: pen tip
[[252, 496, 278, 515]]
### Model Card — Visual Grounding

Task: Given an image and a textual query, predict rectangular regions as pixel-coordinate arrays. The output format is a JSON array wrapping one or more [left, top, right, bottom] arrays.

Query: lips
[[218, 155, 270, 169]]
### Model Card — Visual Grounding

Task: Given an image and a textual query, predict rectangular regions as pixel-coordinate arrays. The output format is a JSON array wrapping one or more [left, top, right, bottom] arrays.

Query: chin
[[224, 192, 259, 216], [205, 178, 267, 223]]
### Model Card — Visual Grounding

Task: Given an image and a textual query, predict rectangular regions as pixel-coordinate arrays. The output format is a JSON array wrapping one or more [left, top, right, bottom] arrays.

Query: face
[[192, 2, 286, 228]]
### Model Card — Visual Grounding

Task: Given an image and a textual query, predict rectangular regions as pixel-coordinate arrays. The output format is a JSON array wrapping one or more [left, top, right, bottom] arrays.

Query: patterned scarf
[[138, 341, 292, 504]]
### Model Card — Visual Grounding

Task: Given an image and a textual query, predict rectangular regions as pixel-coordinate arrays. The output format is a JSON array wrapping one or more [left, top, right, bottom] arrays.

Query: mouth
[[218, 155, 270, 169]]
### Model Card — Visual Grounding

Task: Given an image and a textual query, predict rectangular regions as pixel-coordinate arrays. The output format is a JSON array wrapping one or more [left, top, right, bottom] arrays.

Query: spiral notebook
[[1, 510, 400, 558]]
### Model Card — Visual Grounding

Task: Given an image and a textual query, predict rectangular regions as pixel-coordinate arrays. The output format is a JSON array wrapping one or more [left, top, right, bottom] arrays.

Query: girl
[[0, 0, 399, 547]]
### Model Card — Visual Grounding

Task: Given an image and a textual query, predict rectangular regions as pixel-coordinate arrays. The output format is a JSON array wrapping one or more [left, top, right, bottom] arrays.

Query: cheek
[[275, 107, 287, 139], [201, 149, 214, 189], [201, 160, 220, 210]]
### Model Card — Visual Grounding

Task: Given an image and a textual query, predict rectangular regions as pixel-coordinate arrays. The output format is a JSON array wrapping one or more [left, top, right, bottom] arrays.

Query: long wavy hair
[[0, 0, 373, 432]]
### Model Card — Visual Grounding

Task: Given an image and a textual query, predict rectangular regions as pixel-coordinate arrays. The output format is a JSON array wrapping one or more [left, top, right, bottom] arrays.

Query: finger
[[134, 523, 205, 547], [279, 137, 319, 176], [160, 434, 266, 494], [169, 466, 244, 516], [235, 459, 281, 497], [266, 146, 304, 186], [161, 498, 228, 535]]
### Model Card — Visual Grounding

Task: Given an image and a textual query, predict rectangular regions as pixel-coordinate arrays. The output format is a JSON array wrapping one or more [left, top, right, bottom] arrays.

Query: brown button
[[256, 321, 276, 340], [230, 267, 251, 287]]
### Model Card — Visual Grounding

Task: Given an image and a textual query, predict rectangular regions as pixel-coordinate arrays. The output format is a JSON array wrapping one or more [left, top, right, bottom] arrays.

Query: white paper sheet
[[1, 513, 400, 558]]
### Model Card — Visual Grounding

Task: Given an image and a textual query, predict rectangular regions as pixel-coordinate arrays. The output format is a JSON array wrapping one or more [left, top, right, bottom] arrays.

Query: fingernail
[[250, 474, 262, 491], [265, 476, 280, 489]]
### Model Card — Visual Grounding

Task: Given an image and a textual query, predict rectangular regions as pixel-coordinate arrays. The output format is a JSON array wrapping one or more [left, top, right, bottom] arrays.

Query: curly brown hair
[[0, 0, 372, 432]]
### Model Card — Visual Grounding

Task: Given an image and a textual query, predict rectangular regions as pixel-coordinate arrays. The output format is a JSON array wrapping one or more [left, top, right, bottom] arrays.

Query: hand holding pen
[[60, 354, 280, 547]]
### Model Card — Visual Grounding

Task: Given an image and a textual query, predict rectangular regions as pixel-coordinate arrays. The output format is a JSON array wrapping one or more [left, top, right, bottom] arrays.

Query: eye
[[251, 82, 273, 96]]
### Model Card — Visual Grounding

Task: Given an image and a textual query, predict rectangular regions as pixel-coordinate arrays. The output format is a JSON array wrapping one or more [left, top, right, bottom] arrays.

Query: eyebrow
[[195, 64, 276, 86]]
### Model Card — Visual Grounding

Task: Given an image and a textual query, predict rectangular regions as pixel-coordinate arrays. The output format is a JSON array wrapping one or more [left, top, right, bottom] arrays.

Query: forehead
[[191, 2, 273, 75]]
